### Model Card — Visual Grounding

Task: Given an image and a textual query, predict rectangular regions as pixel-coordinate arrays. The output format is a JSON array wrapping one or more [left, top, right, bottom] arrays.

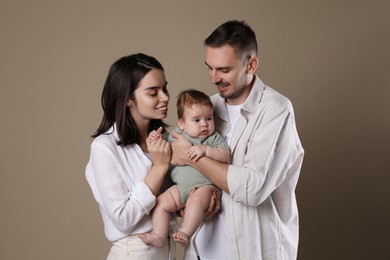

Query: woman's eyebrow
[[143, 81, 168, 91]]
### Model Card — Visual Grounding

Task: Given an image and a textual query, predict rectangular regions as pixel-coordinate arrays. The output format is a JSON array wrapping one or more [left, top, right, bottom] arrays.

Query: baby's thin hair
[[176, 89, 213, 119]]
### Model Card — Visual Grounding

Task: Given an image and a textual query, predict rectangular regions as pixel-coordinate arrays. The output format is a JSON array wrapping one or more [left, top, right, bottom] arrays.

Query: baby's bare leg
[[173, 185, 219, 246], [139, 185, 184, 247]]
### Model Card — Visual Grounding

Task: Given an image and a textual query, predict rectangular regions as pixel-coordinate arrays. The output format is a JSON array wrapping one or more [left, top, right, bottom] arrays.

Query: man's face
[[205, 45, 254, 105]]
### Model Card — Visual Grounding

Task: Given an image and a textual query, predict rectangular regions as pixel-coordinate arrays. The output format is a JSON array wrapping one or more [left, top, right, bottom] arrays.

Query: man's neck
[[226, 76, 255, 105]]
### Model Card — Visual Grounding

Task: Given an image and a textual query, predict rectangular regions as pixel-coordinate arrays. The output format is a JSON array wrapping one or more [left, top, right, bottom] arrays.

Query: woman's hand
[[144, 129, 171, 196], [147, 129, 171, 168]]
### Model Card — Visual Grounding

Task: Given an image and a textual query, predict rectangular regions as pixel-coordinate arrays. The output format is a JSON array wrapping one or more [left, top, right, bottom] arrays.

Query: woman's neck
[[138, 123, 150, 153]]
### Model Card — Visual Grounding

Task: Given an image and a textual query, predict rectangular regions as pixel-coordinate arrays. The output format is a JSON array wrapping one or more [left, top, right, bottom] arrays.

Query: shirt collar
[[107, 123, 119, 142], [241, 75, 265, 113]]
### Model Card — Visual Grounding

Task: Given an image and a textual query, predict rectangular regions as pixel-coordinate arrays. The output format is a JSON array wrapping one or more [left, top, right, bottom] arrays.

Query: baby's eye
[[207, 117, 213, 121], [194, 119, 201, 123]]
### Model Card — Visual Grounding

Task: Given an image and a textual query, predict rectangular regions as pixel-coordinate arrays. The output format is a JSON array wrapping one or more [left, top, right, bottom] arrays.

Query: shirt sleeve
[[89, 141, 156, 233], [227, 102, 303, 206]]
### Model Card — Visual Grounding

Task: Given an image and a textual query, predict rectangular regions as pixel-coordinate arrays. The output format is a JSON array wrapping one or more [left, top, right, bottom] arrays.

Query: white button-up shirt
[[194, 76, 304, 260], [85, 126, 157, 241]]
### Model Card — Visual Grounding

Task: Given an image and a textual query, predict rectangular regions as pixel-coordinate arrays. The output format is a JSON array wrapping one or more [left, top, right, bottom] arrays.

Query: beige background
[[1, 1, 389, 259]]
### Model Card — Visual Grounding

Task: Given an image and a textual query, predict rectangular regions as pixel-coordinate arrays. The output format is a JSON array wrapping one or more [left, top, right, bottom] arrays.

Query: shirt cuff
[[227, 165, 246, 202], [132, 181, 156, 214]]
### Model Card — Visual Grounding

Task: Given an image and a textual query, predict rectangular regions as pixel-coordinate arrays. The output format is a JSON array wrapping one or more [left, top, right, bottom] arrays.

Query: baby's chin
[[197, 133, 211, 139]]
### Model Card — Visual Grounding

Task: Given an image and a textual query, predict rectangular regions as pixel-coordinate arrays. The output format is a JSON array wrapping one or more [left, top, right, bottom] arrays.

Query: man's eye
[[150, 92, 157, 96]]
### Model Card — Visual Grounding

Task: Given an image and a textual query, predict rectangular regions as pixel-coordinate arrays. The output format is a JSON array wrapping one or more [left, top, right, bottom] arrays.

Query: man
[[171, 20, 304, 260]]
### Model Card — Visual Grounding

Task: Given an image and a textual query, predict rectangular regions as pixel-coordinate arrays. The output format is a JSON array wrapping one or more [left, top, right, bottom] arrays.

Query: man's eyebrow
[[204, 61, 230, 70]]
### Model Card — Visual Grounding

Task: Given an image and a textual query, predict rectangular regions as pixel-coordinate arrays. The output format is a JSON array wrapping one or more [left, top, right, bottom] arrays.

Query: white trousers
[[107, 234, 175, 260]]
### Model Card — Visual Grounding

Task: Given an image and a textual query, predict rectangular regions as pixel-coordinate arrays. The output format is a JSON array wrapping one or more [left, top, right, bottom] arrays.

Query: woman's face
[[128, 69, 169, 124]]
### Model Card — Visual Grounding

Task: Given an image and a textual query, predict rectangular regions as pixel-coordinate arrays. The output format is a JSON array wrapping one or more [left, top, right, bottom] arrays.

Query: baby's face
[[178, 104, 215, 138]]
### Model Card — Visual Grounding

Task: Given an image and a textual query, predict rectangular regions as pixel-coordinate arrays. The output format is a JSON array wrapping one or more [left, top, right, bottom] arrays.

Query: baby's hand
[[187, 145, 207, 162], [147, 127, 163, 142]]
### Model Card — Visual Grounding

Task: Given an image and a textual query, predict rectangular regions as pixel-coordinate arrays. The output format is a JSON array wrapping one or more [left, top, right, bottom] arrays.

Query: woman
[[85, 53, 175, 259]]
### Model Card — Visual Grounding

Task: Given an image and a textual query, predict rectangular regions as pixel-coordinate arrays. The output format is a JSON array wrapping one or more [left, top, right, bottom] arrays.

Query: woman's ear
[[127, 99, 133, 107], [247, 56, 259, 74]]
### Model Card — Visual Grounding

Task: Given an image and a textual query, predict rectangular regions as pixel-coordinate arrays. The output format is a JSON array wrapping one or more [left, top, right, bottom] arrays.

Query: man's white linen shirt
[[86, 126, 157, 241], [195, 76, 304, 260]]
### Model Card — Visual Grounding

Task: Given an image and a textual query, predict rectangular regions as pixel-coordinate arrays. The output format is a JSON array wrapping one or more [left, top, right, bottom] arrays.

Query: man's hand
[[204, 189, 221, 220], [180, 188, 221, 220], [170, 131, 192, 166]]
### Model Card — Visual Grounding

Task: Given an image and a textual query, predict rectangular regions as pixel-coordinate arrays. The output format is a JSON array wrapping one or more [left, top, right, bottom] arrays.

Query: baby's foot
[[139, 232, 165, 248], [173, 231, 190, 246]]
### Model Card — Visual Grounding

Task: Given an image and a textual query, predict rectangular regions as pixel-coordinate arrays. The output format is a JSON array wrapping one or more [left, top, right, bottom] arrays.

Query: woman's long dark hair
[[92, 53, 168, 146]]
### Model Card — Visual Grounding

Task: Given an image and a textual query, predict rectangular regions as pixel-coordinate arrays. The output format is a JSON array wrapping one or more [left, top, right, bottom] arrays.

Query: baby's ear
[[178, 119, 185, 131]]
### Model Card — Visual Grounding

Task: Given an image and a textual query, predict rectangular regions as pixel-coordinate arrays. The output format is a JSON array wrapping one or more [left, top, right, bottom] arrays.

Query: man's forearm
[[206, 146, 230, 163]]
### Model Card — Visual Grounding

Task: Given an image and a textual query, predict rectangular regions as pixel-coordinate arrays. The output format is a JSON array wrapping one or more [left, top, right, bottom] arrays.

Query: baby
[[140, 89, 230, 247]]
